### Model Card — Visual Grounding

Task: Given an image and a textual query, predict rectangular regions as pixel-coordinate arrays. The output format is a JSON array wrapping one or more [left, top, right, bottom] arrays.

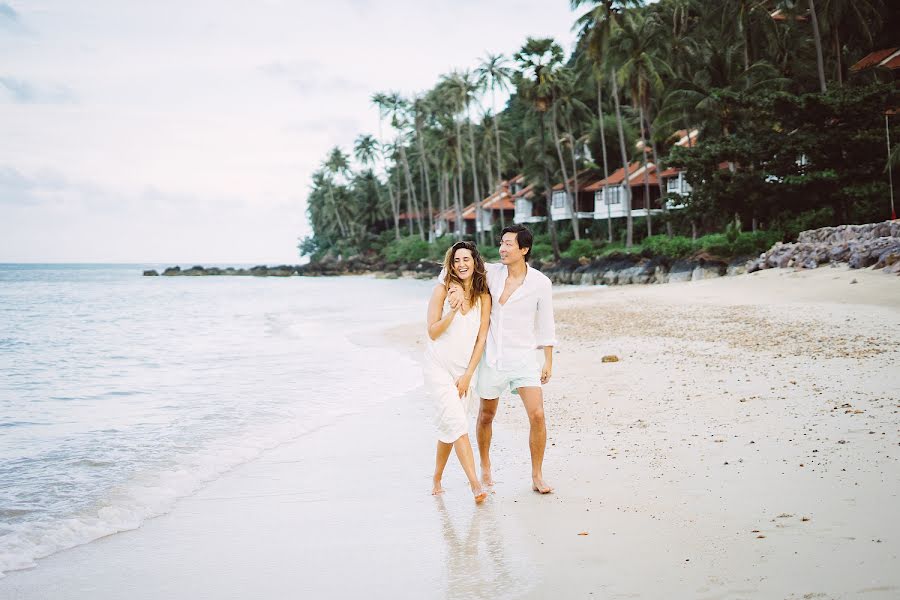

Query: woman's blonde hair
[[442, 241, 488, 304]]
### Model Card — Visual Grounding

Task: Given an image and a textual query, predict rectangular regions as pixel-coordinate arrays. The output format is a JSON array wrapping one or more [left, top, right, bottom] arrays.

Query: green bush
[[730, 230, 782, 257], [694, 233, 731, 257], [383, 236, 430, 263], [480, 245, 500, 261], [529, 242, 554, 261], [428, 235, 456, 261], [641, 235, 694, 259], [562, 238, 596, 259]]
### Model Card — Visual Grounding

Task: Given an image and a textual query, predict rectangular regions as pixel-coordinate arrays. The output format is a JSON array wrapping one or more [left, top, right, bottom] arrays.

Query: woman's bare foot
[[532, 476, 553, 494], [432, 477, 445, 495], [471, 483, 488, 504], [481, 465, 494, 487]]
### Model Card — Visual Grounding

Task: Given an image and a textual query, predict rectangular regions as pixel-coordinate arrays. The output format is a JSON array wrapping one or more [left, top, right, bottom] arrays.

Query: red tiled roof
[[551, 170, 604, 192], [883, 54, 900, 70], [585, 163, 660, 190], [850, 48, 900, 72], [483, 194, 515, 211], [770, 8, 807, 21], [658, 166, 681, 178]]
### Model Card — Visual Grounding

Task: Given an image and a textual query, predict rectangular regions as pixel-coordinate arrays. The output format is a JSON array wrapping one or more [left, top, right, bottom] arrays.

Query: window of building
[[552, 191, 569, 209], [603, 186, 622, 205]]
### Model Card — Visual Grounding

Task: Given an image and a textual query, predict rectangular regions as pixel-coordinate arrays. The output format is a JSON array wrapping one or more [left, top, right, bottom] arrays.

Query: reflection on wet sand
[[436, 495, 533, 599]]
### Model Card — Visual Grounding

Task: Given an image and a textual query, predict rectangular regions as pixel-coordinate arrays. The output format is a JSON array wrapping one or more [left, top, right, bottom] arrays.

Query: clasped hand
[[447, 283, 464, 311]]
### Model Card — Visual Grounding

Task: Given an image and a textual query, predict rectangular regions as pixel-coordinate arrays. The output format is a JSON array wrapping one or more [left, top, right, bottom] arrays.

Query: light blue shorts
[[477, 356, 542, 399]]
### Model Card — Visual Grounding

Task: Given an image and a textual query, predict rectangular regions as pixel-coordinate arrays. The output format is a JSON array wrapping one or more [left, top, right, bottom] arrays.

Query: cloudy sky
[[1, 1, 579, 263]]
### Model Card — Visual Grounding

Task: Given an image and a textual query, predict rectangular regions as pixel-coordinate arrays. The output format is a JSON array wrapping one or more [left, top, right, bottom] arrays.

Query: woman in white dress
[[425, 241, 492, 503]]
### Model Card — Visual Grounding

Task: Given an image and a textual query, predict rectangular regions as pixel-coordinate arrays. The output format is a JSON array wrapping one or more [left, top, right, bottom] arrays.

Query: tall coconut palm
[[817, 0, 884, 86], [578, 0, 636, 246], [611, 9, 669, 236], [371, 92, 401, 239], [808, 0, 827, 92], [477, 53, 514, 192], [411, 95, 436, 239], [354, 134, 388, 232], [514, 37, 565, 260], [324, 146, 350, 237]]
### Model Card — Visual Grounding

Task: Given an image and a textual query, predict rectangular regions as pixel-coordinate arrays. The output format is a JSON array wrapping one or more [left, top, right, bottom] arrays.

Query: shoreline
[[2, 266, 898, 598]]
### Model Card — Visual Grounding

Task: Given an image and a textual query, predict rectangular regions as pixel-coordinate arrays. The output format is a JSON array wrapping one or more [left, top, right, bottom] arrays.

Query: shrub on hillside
[[383, 236, 430, 263], [642, 235, 693, 258], [529, 242, 554, 261], [562, 239, 596, 259]]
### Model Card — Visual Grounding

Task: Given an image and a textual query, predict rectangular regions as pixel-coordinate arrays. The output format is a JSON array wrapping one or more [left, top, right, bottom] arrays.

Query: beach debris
[[757, 535, 767, 539], [850, 278, 858, 284], [601, 355, 620, 363], [801, 517, 810, 522], [578, 531, 589, 536]]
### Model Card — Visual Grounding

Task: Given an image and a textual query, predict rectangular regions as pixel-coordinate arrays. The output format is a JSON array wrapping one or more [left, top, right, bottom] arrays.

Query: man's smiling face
[[499, 232, 527, 265]]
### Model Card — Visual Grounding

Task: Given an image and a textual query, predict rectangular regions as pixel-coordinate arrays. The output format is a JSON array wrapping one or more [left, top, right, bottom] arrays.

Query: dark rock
[[143, 269, 159, 276]]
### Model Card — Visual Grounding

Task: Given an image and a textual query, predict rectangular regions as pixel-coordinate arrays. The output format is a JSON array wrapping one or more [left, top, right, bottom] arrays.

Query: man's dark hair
[[500, 225, 533, 259]]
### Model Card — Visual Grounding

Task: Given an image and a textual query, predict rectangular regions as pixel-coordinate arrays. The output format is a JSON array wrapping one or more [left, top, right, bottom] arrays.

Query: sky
[[0, 0, 580, 263]]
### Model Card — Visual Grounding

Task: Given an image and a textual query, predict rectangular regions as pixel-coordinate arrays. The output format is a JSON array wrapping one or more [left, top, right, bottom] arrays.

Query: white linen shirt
[[483, 262, 557, 371]]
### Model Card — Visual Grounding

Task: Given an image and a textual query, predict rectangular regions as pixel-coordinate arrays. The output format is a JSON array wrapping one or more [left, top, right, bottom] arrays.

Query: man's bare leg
[[432, 440, 452, 495], [518, 386, 552, 494], [477, 398, 499, 486]]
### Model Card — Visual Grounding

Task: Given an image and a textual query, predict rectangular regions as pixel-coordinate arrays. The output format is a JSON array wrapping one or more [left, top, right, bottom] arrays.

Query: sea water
[[0, 264, 430, 576]]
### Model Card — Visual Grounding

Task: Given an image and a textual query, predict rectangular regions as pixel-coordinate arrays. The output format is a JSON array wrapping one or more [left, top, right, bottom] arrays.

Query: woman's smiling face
[[453, 248, 475, 281]]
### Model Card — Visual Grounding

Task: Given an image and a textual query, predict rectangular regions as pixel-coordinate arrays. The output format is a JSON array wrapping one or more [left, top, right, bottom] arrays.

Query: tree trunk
[[833, 27, 843, 87], [453, 167, 463, 240], [492, 87, 503, 191], [597, 79, 613, 243], [569, 133, 581, 240], [415, 123, 435, 240], [538, 112, 560, 259], [326, 183, 347, 237], [466, 108, 483, 247], [809, 0, 827, 93], [454, 121, 466, 240], [611, 75, 634, 248], [645, 106, 672, 237], [399, 145, 424, 239], [551, 108, 579, 240], [639, 104, 652, 238]]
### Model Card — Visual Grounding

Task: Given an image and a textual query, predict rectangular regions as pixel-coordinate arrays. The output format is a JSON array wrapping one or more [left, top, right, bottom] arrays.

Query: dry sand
[[2, 265, 898, 599]]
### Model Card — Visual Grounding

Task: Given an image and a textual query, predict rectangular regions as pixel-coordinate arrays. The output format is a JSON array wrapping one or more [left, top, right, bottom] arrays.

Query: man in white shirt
[[448, 225, 556, 494]]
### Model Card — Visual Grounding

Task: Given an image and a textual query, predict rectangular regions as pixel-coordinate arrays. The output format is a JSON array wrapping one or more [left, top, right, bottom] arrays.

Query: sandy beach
[[2, 266, 898, 599]]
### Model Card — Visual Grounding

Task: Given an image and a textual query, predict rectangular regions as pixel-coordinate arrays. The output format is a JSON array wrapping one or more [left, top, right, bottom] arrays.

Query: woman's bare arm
[[427, 284, 457, 341], [455, 293, 493, 396]]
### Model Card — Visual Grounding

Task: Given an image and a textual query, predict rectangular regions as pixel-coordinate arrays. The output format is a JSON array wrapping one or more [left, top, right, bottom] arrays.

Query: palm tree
[[354, 134, 388, 233], [579, 0, 636, 247], [818, 0, 884, 86], [411, 95, 436, 239], [549, 67, 591, 240], [477, 54, 514, 193], [807, 0, 827, 92], [371, 92, 401, 239], [324, 146, 350, 237], [515, 37, 565, 260], [611, 9, 670, 237]]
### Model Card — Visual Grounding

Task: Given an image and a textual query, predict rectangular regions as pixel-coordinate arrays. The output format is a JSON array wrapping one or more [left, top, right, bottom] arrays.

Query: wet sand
[[2, 265, 898, 599]]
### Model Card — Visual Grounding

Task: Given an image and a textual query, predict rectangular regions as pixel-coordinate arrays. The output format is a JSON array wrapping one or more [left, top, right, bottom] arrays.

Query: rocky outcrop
[[536, 253, 733, 286], [151, 257, 443, 279], [747, 220, 900, 275]]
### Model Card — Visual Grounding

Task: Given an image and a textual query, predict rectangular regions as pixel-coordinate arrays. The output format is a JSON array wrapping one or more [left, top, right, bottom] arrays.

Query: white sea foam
[[0, 266, 428, 577]]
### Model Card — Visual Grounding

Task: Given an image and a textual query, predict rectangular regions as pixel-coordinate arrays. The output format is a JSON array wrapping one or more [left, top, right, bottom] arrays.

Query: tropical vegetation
[[299, 0, 899, 264]]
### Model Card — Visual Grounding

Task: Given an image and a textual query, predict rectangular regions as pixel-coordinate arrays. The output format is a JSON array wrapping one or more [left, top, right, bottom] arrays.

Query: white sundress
[[424, 296, 482, 443]]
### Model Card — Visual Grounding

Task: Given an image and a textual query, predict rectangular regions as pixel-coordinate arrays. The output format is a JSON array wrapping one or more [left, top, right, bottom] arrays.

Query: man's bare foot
[[471, 483, 488, 504], [432, 478, 445, 495], [532, 477, 553, 494], [481, 466, 494, 487]]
